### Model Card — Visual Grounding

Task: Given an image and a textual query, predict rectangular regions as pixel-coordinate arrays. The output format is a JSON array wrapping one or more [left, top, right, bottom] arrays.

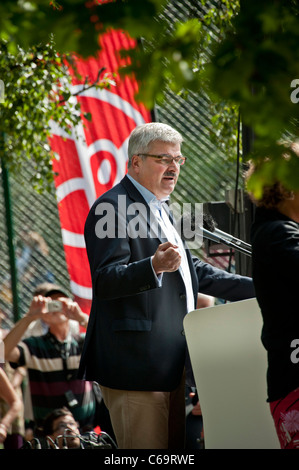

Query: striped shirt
[[12, 331, 95, 429]]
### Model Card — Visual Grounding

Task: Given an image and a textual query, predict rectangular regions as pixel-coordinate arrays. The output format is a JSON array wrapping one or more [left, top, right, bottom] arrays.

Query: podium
[[183, 298, 280, 449]]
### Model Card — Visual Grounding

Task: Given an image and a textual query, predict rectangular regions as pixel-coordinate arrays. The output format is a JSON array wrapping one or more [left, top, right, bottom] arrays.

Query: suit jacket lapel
[[121, 175, 167, 243]]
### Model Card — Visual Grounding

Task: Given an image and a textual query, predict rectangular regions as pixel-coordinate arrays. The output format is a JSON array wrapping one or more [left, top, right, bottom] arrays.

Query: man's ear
[[130, 155, 142, 174]]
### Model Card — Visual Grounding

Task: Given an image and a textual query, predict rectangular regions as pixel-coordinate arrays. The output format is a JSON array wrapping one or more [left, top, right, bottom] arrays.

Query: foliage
[[0, 37, 114, 192], [207, 0, 299, 196], [0, 0, 101, 57], [0, 0, 242, 192], [94, 0, 236, 105], [95, 0, 241, 161], [0, 0, 238, 111], [2, 0, 298, 196], [96, 0, 299, 195]]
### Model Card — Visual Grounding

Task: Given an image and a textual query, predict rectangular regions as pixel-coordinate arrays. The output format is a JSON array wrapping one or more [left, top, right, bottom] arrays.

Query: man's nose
[[167, 159, 180, 170]]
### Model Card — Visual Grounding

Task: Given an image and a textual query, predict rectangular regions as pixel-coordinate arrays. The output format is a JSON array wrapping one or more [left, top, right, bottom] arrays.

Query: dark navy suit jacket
[[78, 176, 255, 391]]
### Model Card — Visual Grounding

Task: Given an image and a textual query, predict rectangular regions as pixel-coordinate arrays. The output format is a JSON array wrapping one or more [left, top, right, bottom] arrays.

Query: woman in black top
[[248, 159, 299, 449]]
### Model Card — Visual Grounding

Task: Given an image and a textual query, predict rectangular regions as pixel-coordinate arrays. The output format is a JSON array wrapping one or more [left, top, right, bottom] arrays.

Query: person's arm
[[192, 255, 255, 301], [3, 295, 48, 362], [11, 367, 27, 389], [196, 293, 215, 309], [0, 368, 23, 444]]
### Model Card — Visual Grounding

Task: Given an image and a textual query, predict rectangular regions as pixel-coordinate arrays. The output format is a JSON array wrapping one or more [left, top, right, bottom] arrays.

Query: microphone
[[31, 437, 42, 449], [180, 213, 252, 257], [46, 435, 59, 449], [203, 213, 252, 251]]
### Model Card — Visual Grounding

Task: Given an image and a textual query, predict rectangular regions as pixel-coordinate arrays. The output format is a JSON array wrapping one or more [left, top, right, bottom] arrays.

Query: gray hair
[[127, 122, 183, 167]]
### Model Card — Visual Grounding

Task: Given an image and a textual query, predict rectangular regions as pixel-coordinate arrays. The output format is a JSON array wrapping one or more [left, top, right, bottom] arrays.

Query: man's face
[[50, 414, 81, 449], [43, 293, 69, 326], [130, 140, 182, 200]]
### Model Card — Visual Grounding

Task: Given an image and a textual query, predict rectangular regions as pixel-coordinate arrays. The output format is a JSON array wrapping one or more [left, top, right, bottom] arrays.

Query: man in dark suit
[[78, 122, 255, 449]]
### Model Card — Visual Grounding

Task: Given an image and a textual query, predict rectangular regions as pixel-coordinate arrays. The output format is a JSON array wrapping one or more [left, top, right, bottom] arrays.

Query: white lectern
[[183, 298, 280, 449]]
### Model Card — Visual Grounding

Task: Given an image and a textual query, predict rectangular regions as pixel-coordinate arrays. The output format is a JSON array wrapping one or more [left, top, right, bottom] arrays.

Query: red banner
[[50, 30, 152, 315]]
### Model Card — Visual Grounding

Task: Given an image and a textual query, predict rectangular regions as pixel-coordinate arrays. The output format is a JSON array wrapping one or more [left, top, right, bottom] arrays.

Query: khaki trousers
[[100, 373, 186, 449]]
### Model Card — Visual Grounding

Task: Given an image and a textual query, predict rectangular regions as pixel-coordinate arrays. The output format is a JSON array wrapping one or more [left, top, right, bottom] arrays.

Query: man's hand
[[26, 295, 49, 321], [4, 295, 49, 362], [152, 241, 181, 275], [60, 299, 89, 328], [27, 296, 89, 328]]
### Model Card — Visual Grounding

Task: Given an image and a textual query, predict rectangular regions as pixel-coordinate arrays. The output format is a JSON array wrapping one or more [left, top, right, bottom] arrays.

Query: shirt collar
[[126, 174, 170, 208]]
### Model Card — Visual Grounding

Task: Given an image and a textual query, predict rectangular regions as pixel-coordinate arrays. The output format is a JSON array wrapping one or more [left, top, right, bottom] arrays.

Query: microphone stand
[[213, 228, 252, 250], [202, 228, 252, 257]]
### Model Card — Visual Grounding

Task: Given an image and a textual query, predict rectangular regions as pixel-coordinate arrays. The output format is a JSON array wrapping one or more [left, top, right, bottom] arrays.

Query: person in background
[[3, 283, 95, 433], [41, 407, 81, 449], [247, 146, 299, 449], [0, 367, 23, 446], [0, 319, 26, 449]]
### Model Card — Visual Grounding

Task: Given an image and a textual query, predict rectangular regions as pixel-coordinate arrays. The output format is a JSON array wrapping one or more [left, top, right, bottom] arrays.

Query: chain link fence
[[0, 164, 70, 325]]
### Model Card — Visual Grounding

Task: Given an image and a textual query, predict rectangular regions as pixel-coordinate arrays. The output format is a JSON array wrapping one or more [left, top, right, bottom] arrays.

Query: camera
[[46, 300, 62, 313]]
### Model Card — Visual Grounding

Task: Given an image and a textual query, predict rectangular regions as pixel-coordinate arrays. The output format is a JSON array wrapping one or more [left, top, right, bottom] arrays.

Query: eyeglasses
[[137, 154, 186, 166]]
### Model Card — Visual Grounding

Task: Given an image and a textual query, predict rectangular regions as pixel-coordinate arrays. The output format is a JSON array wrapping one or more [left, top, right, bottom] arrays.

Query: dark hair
[[255, 183, 293, 209], [245, 142, 298, 209], [33, 282, 70, 299], [42, 407, 74, 436], [247, 176, 294, 209]]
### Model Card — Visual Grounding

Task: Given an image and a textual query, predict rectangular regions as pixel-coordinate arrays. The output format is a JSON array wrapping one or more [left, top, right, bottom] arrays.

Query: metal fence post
[[0, 134, 20, 322]]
